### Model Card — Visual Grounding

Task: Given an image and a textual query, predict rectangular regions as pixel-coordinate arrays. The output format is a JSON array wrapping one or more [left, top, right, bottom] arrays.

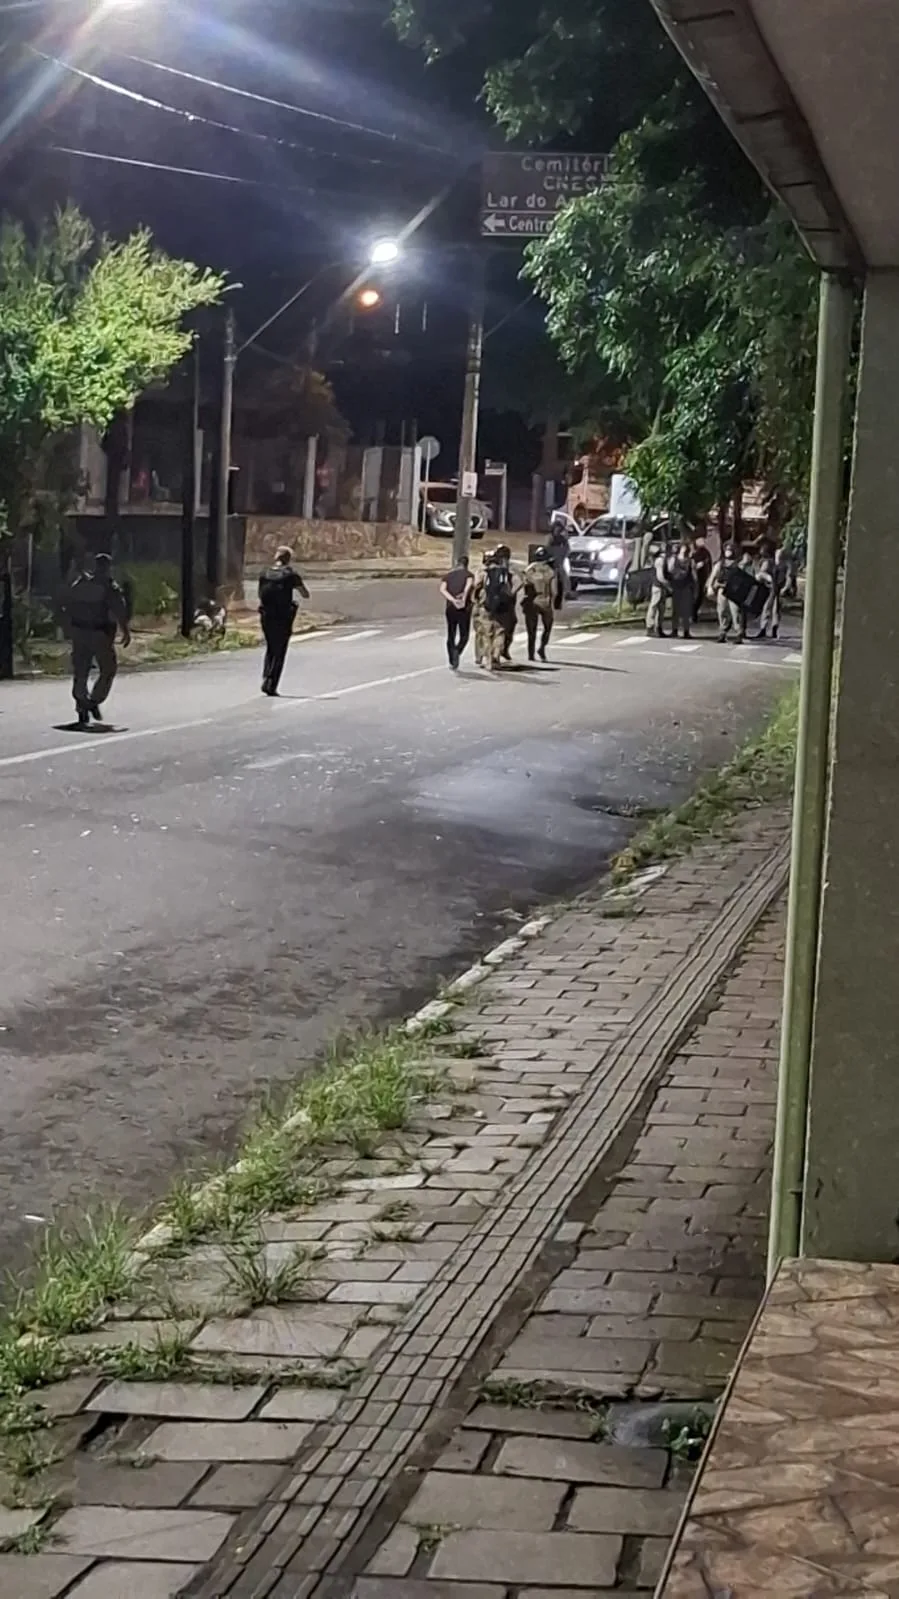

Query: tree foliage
[[0, 205, 224, 540], [524, 110, 817, 520], [393, 0, 820, 523]]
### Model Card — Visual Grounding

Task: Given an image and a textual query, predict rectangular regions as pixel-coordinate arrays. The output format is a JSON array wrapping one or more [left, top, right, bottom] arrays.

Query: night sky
[[0, 0, 550, 473]]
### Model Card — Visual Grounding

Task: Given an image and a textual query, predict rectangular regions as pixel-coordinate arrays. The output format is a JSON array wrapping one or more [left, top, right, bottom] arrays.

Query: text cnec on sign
[[480, 151, 609, 240]]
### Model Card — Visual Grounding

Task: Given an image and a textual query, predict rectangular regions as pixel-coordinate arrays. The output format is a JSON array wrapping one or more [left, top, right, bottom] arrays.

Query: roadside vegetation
[[612, 682, 798, 881]]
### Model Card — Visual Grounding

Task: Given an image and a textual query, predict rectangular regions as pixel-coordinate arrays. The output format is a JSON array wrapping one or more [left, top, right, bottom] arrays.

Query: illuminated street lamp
[[369, 238, 400, 267], [357, 287, 382, 310]]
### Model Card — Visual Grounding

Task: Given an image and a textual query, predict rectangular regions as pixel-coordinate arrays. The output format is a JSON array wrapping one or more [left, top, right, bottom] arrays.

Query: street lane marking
[[784, 651, 803, 665], [613, 635, 649, 647], [672, 643, 701, 653], [397, 629, 436, 641], [342, 629, 382, 642], [1, 664, 449, 773], [555, 633, 593, 648], [314, 666, 443, 700], [0, 718, 216, 771], [638, 648, 799, 672]]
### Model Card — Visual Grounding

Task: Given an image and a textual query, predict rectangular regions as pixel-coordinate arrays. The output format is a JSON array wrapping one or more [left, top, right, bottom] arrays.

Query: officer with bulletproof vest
[[522, 546, 556, 662], [257, 545, 310, 696], [472, 548, 511, 671], [65, 552, 130, 726], [493, 544, 520, 661], [708, 543, 745, 644]]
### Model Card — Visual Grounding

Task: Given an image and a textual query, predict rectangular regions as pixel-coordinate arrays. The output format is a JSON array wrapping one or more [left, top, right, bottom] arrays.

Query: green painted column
[[768, 272, 854, 1277], [803, 269, 899, 1260]]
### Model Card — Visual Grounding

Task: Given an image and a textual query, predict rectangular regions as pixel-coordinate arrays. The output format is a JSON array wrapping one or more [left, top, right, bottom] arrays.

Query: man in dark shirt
[[439, 556, 474, 670], [257, 546, 310, 696], [65, 552, 131, 726]]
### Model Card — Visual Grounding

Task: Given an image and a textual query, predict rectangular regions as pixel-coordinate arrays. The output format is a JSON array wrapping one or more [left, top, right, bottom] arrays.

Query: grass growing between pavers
[[0, 1026, 449, 1505], [611, 680, 797, 883]]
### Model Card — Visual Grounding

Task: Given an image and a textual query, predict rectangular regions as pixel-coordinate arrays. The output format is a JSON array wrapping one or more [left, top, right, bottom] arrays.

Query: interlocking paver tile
[[191, 1307, 355, 1360], [494, 1435, 667, 1487], [142, 1421, 313, 1462], [429, 1528, 622, 1585], [402, 1470, 564, 1531], [53, 1506, 233, 1562], [567, 1485, 683, 1535], [0, 1557, 90, 1598], [88, 1382, 267, 1422], [190, 1464, 286, 1508], [67, 1563, 201, 1598]]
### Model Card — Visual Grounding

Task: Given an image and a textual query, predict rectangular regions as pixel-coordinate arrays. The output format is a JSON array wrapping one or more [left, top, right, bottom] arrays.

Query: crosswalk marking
[[397, 629, 435, 641], [672, 643, 700, 653], [613, 635, 649, 647], [556, 633, 594, 648], [342, 629, 382, 643], [784, 651, 803, 665]]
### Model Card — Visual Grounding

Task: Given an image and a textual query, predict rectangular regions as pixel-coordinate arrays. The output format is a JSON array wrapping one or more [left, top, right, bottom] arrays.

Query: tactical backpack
[[483, 564, 513, 619]]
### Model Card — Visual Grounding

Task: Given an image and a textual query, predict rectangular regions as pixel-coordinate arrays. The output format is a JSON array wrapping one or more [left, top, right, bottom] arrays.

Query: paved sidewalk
[[0, 805, 787, 1599]]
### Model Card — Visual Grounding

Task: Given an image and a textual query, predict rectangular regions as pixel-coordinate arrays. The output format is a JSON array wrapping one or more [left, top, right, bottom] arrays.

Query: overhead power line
[[45, 142, 376, 199], [28, 47, 413, 168], [118, 51, 455, 157]]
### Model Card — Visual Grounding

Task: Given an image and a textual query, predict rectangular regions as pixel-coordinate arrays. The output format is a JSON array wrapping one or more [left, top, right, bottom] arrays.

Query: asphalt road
[[0, 582, 800, 1270]]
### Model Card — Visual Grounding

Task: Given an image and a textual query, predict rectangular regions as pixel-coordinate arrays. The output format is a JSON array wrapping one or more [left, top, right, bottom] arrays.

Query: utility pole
[[216, 305, 236, 598], [453, 257, 487, 566], [180, 342, 200, 638]]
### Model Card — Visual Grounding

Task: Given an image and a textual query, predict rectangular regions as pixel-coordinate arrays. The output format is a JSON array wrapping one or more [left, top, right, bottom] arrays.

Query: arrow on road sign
[[482, 214, 507, 235]]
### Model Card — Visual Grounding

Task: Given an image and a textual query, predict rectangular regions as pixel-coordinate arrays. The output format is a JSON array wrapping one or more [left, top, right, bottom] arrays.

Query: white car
[[568, 515, 640, 592]]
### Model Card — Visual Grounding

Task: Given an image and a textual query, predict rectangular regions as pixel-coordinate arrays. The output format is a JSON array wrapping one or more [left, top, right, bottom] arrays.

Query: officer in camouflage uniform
[[472, 549, 507, 671], [522, 546, 556, 662]]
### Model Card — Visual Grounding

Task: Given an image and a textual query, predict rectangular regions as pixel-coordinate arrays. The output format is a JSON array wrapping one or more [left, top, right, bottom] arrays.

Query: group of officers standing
[[646, 537, 794, 645], [440, 542, 562, 673]]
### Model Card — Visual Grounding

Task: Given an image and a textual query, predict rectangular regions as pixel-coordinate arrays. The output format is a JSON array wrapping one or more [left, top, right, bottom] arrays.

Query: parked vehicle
[[568, 515, 641, 593], [419, 482, 488, 539]]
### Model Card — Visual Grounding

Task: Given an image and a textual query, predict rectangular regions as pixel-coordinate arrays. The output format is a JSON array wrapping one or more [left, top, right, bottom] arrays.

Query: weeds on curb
[[611, 683, 797, 883], [92, 1328, 194, 1383], [479, 1376, 608, 1421], [451, 1037, 489, 1060], [4, 1518, 54, 1555], [664, 1407, 713, 1463], [222, 1238, 318, 1308], [6, 1208, 139, 1341]]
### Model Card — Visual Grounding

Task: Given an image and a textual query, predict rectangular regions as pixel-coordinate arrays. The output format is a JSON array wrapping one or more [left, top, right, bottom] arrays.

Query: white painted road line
[[613, 635, 649, 647], [342, 629, 382, 643], [672, 643, 701, 653], [784, 651, 803, 665], [0, 718, 217, 771], [397, 629, 435, 642], [0, 667, 446, 773], [315, 666, 443, 700], [555, 633, 594, 648]]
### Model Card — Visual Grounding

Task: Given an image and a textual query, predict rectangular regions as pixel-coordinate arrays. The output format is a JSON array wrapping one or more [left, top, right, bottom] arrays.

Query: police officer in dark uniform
[[66, 552, 130, 726], [257, 545, 310, 696]]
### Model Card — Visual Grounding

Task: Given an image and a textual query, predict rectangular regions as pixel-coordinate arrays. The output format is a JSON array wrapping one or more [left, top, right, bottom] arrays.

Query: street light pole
[[453, 257, 486, 566], [180, 341, 199, 638], [216, 305, 236, 598]]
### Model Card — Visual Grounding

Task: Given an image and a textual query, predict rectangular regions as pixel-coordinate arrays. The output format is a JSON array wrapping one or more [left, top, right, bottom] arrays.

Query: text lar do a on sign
[[481, 151, 608, 238]]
